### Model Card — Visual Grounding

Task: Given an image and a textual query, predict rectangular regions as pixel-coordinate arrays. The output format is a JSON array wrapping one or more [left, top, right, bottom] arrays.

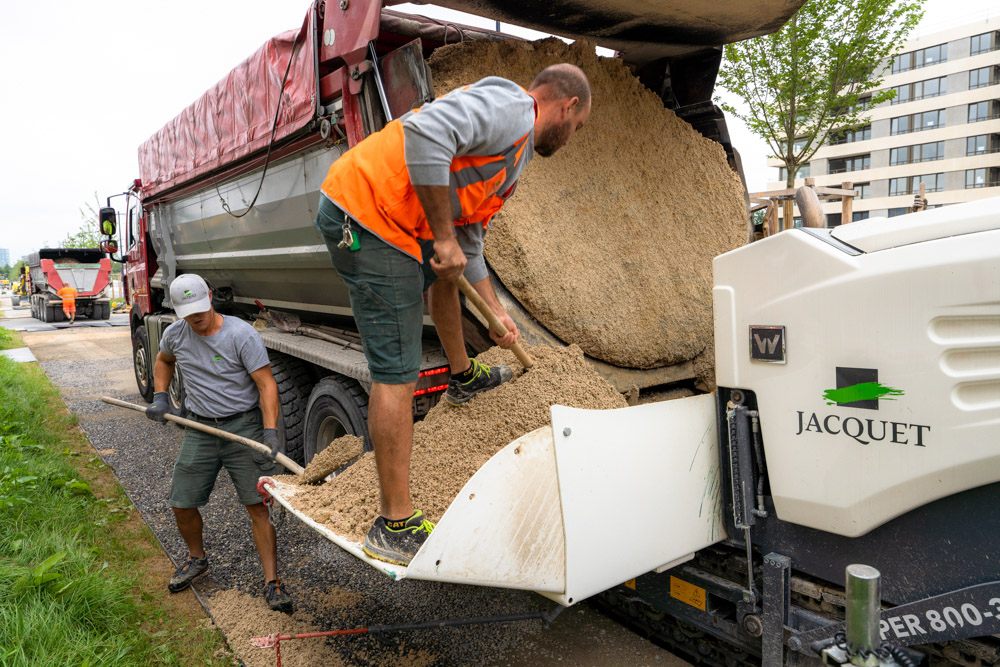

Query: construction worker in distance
[[314, 64, 592, 566], [57, 284, 77, 323], [145, 273, 293, 613]]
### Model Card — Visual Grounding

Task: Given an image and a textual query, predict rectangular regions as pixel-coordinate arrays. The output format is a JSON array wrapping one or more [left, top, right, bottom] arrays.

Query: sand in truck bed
[[430, 38, 747, 380], [280, 345, 627, 542]]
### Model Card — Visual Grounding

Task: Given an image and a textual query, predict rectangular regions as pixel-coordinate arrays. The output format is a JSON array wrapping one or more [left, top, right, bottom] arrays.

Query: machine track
[[596, 545, 1000, 666]]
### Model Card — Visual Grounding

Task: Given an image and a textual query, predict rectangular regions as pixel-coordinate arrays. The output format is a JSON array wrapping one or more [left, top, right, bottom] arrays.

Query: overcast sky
[[0, 0, 995, 262]]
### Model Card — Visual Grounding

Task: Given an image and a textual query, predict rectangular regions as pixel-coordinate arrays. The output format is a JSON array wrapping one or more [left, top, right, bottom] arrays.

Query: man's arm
[[250, 365, 279, 430], [470, 277, 519, 349], [413, 184, 466, 281], [153, 351, 177, 392]]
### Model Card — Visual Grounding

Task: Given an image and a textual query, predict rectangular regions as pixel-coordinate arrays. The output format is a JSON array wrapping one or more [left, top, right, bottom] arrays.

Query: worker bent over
[[57, 284, 77, 323], [315, 64, 592, 565], [146, 273, 293, 613]]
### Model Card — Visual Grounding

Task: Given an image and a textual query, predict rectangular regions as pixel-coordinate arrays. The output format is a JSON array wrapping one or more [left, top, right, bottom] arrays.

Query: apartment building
[[765, 15, 1000, 226]]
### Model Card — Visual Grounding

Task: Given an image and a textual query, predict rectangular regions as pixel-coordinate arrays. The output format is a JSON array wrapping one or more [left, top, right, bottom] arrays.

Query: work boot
[[168, 554, 209, 593], [362, 510, 435, 566], [264, 578, 294, 614], [443, 358, 512, 406]]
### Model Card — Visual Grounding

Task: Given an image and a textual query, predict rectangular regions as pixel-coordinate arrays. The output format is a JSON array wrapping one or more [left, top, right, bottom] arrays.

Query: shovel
[[101, 396, 368, 482], [101, 396, 306, 475], [455, 275, 534, 370]]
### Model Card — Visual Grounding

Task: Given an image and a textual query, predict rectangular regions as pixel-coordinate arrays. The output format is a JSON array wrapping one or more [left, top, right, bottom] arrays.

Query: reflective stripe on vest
[[320, 119, 532, 262]]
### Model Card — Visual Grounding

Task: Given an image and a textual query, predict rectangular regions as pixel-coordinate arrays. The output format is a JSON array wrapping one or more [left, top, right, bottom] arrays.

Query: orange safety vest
[[57, 285, 77, 310], [320, 115, 532, 262]]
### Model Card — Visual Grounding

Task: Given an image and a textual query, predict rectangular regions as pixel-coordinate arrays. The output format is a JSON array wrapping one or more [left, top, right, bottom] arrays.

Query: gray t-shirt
[[160, 315, 270, 418]]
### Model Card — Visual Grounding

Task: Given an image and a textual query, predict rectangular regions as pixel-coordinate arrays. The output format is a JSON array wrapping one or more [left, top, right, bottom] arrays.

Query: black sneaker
[[264, 578, 294, 614], [443, 358, 513, 406], [362, 510, 435, 566], [168, 554, 209, 593]]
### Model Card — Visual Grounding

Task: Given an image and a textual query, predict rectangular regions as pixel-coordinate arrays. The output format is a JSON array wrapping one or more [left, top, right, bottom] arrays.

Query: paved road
[[1, 297, 689, 666]]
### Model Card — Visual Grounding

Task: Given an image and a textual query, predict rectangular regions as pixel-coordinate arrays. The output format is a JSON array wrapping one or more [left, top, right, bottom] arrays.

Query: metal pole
[[845, 564, 881, 665]]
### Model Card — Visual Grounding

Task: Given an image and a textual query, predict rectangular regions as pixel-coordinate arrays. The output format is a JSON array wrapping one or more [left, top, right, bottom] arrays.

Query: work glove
[[262, 428, 280, 461], [146, 392, 170, 423]]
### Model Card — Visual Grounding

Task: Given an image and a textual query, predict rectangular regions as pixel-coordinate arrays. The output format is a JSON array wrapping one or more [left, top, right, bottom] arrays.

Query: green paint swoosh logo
[[212, 356, 222, 361], [824, 382, 903, 405]]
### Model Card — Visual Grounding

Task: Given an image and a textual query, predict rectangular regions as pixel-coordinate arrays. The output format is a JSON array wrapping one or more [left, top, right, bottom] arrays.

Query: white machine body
[[713, 198, 1000, 537]]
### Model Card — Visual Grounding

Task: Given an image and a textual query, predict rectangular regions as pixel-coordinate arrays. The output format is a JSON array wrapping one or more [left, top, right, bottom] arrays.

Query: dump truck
[[25, 248, 112, 322], [102, 1, 1000, 664]]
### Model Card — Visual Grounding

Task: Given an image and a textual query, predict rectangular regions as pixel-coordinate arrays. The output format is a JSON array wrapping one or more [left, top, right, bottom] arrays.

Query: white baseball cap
[[169, 274, 212, 318]]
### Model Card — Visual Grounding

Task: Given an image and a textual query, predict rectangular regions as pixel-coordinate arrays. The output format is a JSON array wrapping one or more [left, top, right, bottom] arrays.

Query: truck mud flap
[[262, 393, 727, 604]]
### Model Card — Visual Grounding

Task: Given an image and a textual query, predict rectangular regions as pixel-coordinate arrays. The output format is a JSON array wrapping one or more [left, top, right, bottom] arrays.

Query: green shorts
[[315, 196, 437, 384], [169, 408, 278, 508]]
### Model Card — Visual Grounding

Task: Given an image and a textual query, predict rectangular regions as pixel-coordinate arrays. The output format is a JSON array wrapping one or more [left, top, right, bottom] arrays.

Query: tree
[[717, 0, 923, 189]]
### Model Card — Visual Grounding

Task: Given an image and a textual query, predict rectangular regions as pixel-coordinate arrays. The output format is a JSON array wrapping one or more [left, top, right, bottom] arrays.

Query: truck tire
[[101, 303, 111, 320], [303, 376, 370, 465], [90, 304, 102, 320], [132, 325, 155, 403], [270, 353, 314, 466], [48, 303, 62, 322]]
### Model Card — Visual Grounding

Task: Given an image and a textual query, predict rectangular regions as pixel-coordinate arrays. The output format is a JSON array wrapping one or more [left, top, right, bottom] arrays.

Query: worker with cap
[[146, 273, 292, 613], [57, 284, 78, 323], [314, 63, 592, 565]]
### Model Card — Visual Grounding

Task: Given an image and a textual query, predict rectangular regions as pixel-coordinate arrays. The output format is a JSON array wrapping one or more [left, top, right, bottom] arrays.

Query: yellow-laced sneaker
[[443, 358, 513, 406], [363, 510, 435, 566]]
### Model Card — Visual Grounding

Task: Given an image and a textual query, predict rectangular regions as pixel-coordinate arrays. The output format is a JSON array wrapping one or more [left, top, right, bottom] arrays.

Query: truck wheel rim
[[135, 348, 149, 390], [316, 416, 347, 455]]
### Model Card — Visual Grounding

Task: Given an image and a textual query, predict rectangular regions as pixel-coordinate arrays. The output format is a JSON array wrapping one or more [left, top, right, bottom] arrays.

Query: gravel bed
[[38, 357, 563, 665]]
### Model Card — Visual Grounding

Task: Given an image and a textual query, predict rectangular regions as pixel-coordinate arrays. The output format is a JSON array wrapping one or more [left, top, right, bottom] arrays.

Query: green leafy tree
[[717, 0, 923, 188], [0, 265, 10, 281]]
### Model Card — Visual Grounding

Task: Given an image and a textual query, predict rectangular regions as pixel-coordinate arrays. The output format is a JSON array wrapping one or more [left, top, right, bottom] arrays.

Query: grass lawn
[[0, 356, 234, 666], [0, 326, 24, 351]]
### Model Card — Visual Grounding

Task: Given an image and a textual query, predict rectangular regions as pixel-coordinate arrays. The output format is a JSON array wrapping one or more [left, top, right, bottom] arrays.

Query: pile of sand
[[429, 38, 747, 379], [209, 589, 345, 667], [283, 344, 626, 541]]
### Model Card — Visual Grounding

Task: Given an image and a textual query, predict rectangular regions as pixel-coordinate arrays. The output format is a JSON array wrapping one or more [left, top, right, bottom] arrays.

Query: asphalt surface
[[1, 297, 689, 666]]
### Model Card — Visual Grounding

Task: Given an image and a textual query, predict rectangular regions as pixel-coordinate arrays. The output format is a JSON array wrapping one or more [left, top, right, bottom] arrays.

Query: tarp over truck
[[137, 11, 318, 199]]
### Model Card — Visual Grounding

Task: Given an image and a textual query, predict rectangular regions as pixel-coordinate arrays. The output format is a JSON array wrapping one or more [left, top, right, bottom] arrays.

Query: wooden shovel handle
[[100, 396, 305, 476], [455, 276, 533, 369]]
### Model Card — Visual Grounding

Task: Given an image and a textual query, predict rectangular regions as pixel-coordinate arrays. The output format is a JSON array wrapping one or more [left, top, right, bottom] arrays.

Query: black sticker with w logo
[[749, 325, 786, 363]]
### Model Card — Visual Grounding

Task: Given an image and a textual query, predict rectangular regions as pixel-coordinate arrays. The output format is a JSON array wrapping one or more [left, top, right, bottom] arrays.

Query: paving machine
[[100, 0, 999, 663]]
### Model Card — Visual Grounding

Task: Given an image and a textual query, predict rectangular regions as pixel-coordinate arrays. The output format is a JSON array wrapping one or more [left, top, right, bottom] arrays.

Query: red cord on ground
[[252, 627, 370, 665]]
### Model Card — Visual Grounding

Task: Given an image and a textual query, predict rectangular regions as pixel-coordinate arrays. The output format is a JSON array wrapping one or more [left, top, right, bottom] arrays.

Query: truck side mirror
[[100, 239, 119, 254], [99, 207, 117, 236]]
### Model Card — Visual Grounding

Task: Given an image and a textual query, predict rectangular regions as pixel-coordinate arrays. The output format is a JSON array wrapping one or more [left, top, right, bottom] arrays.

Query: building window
[[888, 208, 908, 217], [855, 183, 870, 200], [969, 66, 997, 90], [971, 32, 997, 57], [829, 125, 871, 145], [967, 134, 1000, 155], [829, 154, 870, 174], [889, 173, 944, 196], [890, 141, 944, 166], [966, 167, 1000, 189], [892, 43, 948, 74], [891, 76, 947, 105], [778, 163, 810, 181], [827, 213, 842, 228], [968, 101, 999, 123], [891, 110, 944, 135], [852, 211, 870, 222]]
